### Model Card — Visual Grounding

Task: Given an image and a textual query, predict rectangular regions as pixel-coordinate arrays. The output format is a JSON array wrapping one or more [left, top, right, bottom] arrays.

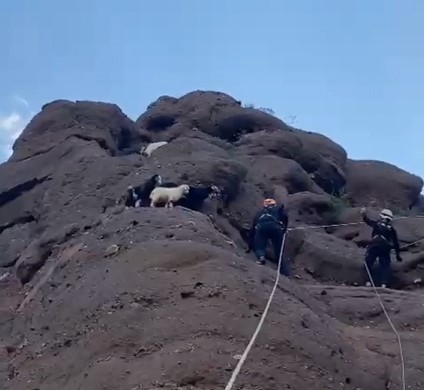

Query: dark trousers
[[254, 222, 290, 276], [364, 247, 391, 286]]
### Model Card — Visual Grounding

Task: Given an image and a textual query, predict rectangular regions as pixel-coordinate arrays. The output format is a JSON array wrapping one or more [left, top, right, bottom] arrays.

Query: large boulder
[[11, 100, 140, 162], [295, 128, 348, 167], [345, 159, 423, 210], [136, 90, 290, 142], [236, 130, 347, 195], [286, 191, 343, 226], [244, 155, 325, 196]]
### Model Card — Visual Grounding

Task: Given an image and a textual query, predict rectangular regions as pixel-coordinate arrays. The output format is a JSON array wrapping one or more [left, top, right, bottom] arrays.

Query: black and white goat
[[159, 182, 220, 211], [125, 174, 162, 208]]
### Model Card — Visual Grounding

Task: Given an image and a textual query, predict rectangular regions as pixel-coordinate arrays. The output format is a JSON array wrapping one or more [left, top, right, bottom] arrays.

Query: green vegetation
[[242, 103, 275, 115], [322, 190, 351, 225]]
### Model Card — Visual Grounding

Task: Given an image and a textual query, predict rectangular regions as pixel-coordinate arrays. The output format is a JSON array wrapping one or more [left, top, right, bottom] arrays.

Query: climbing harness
[[256, 205, 287, 230]]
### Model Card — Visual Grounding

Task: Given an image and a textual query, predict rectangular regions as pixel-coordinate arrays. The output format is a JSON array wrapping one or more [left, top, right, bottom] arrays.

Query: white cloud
[[12, 95, 29, 108], [0, 111, 30, 160], [0, 95, 32, 161]]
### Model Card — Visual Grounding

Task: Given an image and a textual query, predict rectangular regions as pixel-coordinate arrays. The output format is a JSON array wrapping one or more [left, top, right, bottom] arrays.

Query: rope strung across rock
[[399, 236, 424, 250], [224, 214, 424, 389], [288, 214, 424, 231]]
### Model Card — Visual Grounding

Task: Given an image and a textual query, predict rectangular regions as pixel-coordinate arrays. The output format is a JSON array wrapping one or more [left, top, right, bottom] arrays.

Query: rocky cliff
[[1, 91, 423, 389]]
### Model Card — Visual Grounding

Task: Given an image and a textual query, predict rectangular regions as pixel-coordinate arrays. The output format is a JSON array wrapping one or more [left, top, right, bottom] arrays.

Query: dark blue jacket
[[362, 214, 400, 255], [248, 205, 288, 248]]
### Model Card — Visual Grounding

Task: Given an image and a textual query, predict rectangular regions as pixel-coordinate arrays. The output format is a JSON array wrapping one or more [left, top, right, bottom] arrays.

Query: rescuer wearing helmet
[[361, 207, 402, 288], [247, 198, 290, 276]]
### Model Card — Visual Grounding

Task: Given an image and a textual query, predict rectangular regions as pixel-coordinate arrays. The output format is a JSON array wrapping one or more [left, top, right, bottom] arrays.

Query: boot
[[256, 256, 266, 265]]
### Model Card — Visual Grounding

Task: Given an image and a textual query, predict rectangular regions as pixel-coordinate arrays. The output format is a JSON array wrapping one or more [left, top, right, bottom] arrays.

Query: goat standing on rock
[[125, 174, 162, 208], [149, 184, 190, 208], [160, 182, 220, 211]]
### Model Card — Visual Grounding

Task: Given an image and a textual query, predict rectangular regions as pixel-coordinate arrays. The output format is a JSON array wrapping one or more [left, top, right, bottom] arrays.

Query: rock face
[[11, 100, 141, 162], [236, 130, 347, 196], [1, 91, 424, 389], [136, 91, 289, 142], [345, 159, 423, 210]]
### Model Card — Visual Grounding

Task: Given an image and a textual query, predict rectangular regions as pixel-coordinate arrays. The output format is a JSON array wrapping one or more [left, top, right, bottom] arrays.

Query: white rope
[[288, 221, 363, 231], [224, 232, 288, 390], [364, 261, 406, 390], [225, 216, 423, 389], [289, 214, 424, 232], [399, 237, 424, 250]]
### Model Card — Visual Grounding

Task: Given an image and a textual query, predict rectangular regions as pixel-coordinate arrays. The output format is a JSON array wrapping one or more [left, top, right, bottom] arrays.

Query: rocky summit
[[1, 90, 424, 390]]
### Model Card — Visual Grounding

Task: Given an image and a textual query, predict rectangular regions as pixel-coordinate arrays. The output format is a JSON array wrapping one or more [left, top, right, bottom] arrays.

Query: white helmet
[[380, 209, 393, 221]]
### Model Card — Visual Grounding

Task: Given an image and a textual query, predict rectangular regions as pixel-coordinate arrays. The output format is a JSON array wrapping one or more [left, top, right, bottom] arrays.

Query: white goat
[[149, 184, 190, 208], [140, 141, 168, 157]]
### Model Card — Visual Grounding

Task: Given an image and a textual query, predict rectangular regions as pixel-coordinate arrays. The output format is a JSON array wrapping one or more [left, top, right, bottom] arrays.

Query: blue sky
[[0, 0, 422, 183]]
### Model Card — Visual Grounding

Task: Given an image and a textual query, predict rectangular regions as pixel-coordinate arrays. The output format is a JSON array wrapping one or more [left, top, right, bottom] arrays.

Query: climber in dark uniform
[[247, 198, 290, 276], [361, 207, 402, 288]]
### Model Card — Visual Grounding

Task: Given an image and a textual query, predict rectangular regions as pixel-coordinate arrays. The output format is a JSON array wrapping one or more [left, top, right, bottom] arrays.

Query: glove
[[396, 255, 403, 262]]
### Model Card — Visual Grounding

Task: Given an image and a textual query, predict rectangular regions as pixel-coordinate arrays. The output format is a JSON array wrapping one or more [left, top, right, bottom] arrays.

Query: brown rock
[[11, 100, 141, 162], [236, 129, 346, 195], [287, 230, 365, 284], [345, 159, 423, 210], [3, 238, 397, 389], [286, 191, 340, 226], [0, 91, 423, 390], [0, 222, 34, 267], [137, 90, 288, 142], [246, 155, 325, 196], [14, 240, 52, 284]]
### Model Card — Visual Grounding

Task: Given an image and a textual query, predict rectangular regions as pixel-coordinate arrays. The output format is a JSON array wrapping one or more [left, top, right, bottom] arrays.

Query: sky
[[0, 0, 423, 183]]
